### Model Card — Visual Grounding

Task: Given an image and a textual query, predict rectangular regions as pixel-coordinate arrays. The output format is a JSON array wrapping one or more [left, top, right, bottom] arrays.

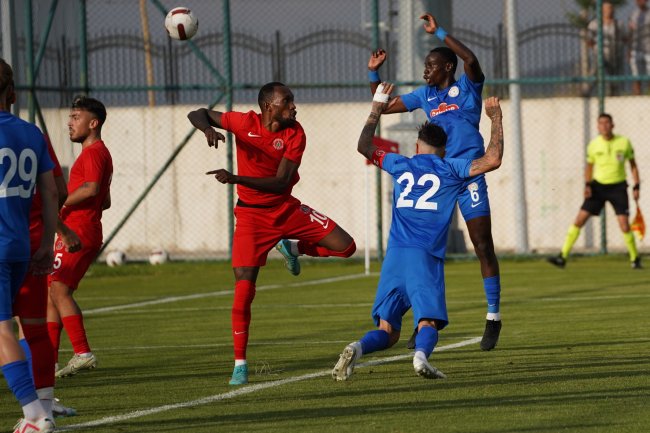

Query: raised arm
[[420, 12, 484, 83], [367, 50, 408, 114], [187, 108, 226, 149], [469, 97, 503, 177], [358, 82, 395, 161]]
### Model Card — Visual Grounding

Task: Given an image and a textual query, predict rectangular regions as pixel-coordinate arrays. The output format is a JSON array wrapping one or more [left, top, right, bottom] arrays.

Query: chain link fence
[[2, 0, 649, 261]]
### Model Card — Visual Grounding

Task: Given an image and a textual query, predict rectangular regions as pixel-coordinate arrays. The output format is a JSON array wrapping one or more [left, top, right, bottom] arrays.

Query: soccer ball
[[148, 249, 169, 265], [106, 250, 126, 267], [164, 7, 198, 40]]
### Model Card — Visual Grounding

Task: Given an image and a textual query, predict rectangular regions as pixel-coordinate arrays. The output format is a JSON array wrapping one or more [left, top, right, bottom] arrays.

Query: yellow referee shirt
[[586, 134, 635, 184]]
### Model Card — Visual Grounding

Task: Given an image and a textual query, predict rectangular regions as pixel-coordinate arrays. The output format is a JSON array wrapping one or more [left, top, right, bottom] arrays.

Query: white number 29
[[395, 172, 441, 210], [0, 147, 38, 198]]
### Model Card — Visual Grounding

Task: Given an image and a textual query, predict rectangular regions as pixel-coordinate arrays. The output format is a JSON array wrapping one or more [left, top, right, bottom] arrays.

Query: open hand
[[420, 13, 438, 34], [30, 246, 54, 276], [484, 97, 502, 120], [368, 49, 387, 71], [372, 82, 395, 113]]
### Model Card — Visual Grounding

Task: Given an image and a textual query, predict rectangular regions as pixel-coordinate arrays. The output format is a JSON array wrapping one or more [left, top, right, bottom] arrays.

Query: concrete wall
[[38, 95, 650, 258]]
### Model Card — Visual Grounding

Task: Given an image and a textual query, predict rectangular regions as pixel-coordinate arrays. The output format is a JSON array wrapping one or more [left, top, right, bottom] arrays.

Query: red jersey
[[221, 111, 306, 207], [29, 136, 63, 251], [61, 140, 113, 229]]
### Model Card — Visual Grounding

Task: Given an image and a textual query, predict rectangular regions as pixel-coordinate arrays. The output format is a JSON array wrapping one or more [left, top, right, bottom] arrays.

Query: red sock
[[297, 240, 356, 258], [47, 322, 62, 363], [22, 323, 55, 389], [232, 280, 256, 360], [61, 315, 92, 354]]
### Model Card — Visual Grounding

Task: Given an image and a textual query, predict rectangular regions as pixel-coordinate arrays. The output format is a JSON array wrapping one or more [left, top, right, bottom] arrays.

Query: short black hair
[[71, 95, 107, 127], [598, 112, 613, 122], [258, 82, 285, 109], [418, 122, 447, 148], [430, 47, 458, 73], [0, 58, 14, 95]]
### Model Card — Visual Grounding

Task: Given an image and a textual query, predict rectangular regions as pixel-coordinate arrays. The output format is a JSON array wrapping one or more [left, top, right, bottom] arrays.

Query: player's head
[[0, 58, 16, 110], [423, 47, 458, 86], [597, 113, 614, 137], [68, 95, 107, 142], [416, 122, 447, 157], [258, 82, 297, 128]]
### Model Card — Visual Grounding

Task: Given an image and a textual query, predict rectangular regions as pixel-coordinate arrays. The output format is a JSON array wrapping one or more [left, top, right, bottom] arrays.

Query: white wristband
[[373, 83, 389, 103]]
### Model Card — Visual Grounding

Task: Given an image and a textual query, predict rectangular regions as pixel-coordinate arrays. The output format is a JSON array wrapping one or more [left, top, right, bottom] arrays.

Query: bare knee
[[378, 320, 401, 347]]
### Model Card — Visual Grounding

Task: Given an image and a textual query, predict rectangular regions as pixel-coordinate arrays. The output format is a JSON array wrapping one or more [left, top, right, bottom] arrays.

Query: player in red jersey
[[188, 82, 356, 385], [47, 96, 113, 379], [13, 135, 82, 419]]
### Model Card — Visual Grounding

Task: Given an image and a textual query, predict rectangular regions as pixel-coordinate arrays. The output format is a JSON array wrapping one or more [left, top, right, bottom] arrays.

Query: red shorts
[[48, 226, 101, 290], [232, 196, 338, 267], [13, 271, 48, 319]]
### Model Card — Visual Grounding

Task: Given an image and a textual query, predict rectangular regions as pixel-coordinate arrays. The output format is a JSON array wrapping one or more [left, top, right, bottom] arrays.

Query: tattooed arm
[[358, 82, 395, 161], [469, 97, 504, 176]]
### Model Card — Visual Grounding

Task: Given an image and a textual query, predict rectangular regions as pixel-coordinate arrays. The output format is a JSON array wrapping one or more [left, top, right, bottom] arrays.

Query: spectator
[[628, 0, 650, 94], [587, 1, 626, 95]]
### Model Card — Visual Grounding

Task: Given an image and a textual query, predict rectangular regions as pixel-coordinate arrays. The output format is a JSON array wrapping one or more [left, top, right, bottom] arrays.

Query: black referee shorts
[[581, 181, 630, 216]]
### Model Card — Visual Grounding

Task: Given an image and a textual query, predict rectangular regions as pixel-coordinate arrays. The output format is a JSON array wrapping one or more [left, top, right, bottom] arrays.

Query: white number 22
[[395, 172, 441, 210]]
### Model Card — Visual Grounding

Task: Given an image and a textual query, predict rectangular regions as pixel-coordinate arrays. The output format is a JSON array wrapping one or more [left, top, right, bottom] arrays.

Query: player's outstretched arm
[[367, 50, 408, 114], [358, 82, 394, 161], [469, 97, 503, 177], [187, 108, 226, 149], [420, 12, 484, 83], [206, 158, 300, 194]]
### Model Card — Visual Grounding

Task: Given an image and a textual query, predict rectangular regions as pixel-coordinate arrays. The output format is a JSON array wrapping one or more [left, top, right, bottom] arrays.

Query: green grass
[[2, 256, 649, 432]]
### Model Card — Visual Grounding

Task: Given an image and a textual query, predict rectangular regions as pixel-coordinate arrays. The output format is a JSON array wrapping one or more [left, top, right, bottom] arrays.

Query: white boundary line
[[84, 272, 377, 315], [58, 337, 480, 431]]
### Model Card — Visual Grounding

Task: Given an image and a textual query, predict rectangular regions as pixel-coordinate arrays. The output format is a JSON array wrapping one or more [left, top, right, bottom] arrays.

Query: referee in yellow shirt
[[549, 113, 641, 269]]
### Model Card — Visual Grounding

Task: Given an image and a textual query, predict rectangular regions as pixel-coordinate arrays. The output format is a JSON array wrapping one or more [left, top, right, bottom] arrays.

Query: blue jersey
[[0, 112, 54, 262], [380, 152, 471, 259], [401, 74, 484, 160]]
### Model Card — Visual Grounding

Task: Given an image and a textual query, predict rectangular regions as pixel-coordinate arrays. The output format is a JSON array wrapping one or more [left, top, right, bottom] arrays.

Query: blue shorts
[[457, 175, 491, 221], [371, 248, 448, 331], [0, 261, 29, 321]]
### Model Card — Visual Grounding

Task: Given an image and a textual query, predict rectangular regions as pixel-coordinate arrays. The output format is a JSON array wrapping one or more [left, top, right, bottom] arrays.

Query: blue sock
[[414, 326, 439, 358], [1, 360, 38, 406], [18, 339, 34, 385], [484, 275, 501, 314], [359, 330, 390, 355]]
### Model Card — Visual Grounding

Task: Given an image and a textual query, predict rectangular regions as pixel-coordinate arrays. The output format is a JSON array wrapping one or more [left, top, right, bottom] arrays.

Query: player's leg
[[610, 187, 641, 268], [276, 202, 356, 275], [229, 267, 260, 386], [332, 252, 404, 381], [48, 239, 100, 378], [0, 262, 54, 430], [14, 271, 60, 420], [630, 51, 642, 95], [549, 187, 603, 268], [406, 252, 447, 378]]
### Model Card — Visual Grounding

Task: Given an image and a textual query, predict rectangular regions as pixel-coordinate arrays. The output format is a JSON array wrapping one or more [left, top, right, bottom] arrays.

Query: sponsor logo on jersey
[[429, 102, 460, 118], [273, 138, 284, 150], [448, 86, 460, 97]]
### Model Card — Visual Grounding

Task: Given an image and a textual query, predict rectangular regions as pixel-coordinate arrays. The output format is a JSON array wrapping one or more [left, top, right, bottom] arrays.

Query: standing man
[[332, 83, 504, 381], [13, 134, 81, 419], [548, 113, 641, 269], [48, 96, 113, 378], [187, 82, 356, 385], [0, 58, 57, 433], [367, 13, 502, 351], [628, 0, 650, 95]]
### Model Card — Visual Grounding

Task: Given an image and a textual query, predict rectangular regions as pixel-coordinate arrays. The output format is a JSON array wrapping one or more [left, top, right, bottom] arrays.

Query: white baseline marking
[[84, 273, 377, 315], [58, 337, 480, 431]]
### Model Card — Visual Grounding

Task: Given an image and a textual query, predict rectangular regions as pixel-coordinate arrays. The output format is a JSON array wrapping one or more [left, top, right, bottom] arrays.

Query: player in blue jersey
[[0, 58, 58, 433], [367, 12, 502, 351], [332, 83, 504, 381]]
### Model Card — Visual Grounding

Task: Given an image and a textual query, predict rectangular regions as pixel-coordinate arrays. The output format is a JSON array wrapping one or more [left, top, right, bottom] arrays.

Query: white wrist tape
[[373, 83, 389, 103]]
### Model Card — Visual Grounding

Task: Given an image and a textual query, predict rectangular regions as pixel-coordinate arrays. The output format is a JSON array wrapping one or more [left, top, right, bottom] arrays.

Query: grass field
[[1, 255, 649, 432]]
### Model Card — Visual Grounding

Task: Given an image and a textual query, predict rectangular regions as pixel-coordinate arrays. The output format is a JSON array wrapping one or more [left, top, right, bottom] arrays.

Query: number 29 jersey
[[374, 151, 471, 259]]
